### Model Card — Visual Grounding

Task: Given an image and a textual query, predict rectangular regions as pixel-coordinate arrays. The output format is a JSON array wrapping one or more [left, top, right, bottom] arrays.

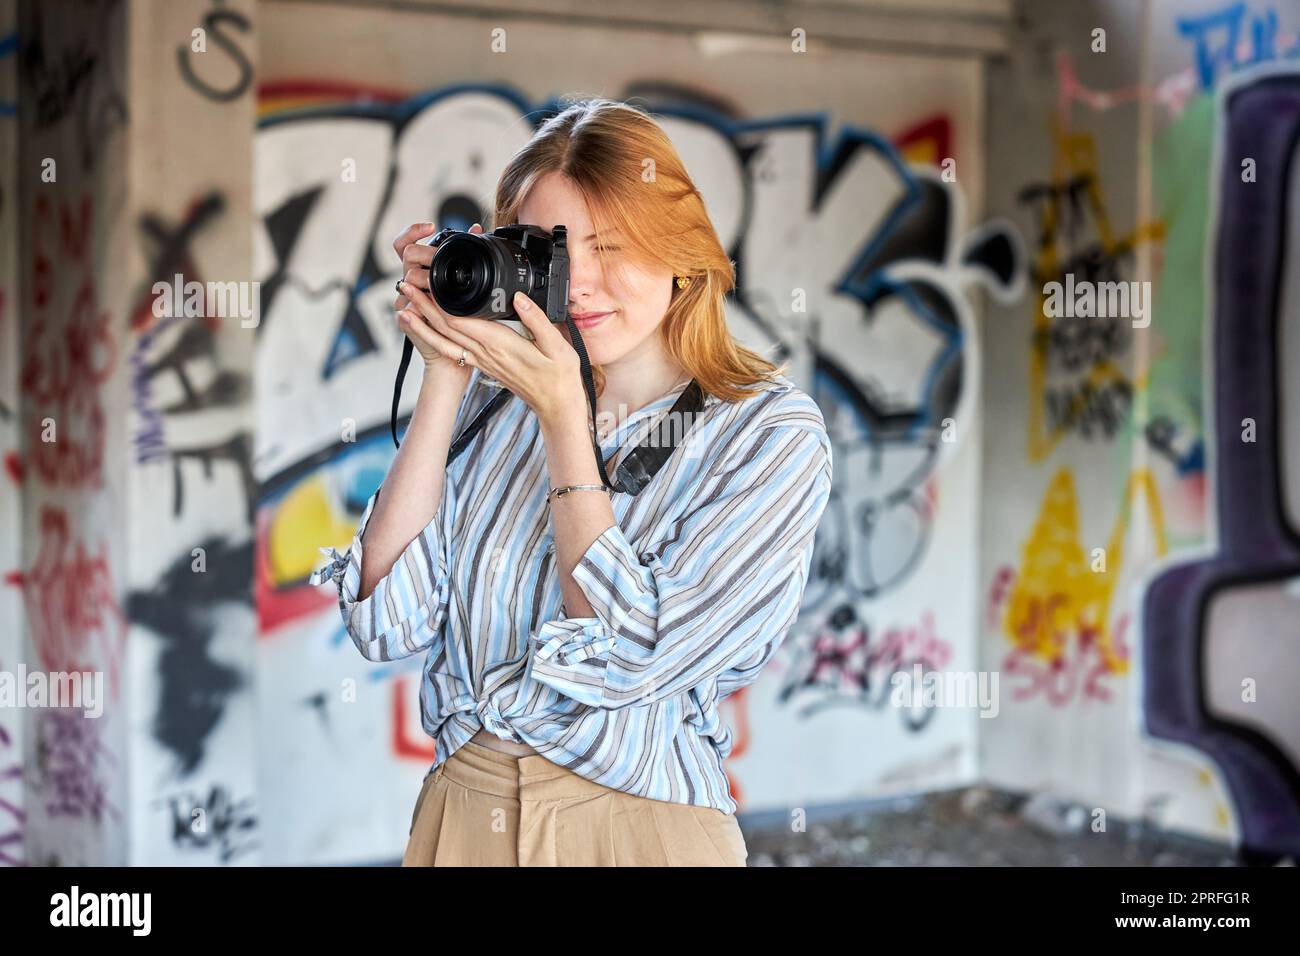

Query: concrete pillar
[[10, 0, 257, 866], [0, 0, 22, 868]]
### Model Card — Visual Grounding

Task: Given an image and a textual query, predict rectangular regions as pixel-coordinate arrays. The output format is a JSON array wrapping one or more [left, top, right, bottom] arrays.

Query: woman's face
[[516, 171, 674, 367]]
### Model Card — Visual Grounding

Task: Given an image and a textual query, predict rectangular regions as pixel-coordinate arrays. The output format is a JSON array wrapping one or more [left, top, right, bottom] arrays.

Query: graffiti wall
[[982, 0, 1300, 859], [123, 0, 260, 866], [1136, 0, 1300, 862], [11, 0, 131, 865], [14, 0, 1290, 867], [3, 0, 260, 867], [251, 5, 1012, 862], [0, 0, 22, 869], [1143, 61, 1300, 862]]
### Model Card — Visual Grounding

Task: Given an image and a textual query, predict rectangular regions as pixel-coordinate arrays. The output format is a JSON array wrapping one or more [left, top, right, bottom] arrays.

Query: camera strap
[[561, 313, 617, 490], [390, 327, 704, 496]]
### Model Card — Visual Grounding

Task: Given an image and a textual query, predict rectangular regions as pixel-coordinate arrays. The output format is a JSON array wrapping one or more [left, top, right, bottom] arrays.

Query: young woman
[[315, 98, 832, 866]]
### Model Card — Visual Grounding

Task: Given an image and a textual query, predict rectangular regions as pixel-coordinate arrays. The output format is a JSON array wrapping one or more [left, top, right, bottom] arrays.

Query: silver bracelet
[[547, 483, 613, 503]]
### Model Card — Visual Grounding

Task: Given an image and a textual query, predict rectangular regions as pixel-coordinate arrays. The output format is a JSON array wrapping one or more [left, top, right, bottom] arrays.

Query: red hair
[[493, 98, 786, 402]]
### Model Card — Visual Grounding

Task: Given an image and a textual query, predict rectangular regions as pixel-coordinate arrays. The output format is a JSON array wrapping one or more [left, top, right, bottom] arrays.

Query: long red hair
[[493, 98, 786, 402]]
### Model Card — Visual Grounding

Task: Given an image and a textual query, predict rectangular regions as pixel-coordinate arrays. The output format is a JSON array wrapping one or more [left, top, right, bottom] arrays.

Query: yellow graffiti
[[268, 476, 356, 585], [1027, 128, 1166, 462], [898, 139, 939, 167], [1001, 467, 1169, 671]]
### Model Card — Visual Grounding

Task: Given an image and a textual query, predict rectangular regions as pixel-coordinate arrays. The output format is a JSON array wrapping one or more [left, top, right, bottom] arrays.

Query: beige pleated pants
[[402, 740, 748, 866]]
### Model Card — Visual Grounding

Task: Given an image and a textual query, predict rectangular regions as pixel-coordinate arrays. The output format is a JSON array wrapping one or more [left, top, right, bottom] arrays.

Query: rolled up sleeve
[[525, 419, 832, 710], [307, 485, 454, 663], [310, 371, 486, 662]]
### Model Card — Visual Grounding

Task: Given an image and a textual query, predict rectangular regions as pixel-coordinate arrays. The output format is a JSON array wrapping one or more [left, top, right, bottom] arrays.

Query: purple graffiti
[[0, 723, 24, 866], [1142, 71, 1300, 863], [34, 709, 120, 825]]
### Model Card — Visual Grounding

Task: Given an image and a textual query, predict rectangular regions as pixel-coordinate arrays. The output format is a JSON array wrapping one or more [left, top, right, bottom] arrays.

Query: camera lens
[[430, 237, 495, 315], [430, 231, 537, 318], [446, 256, 476, 292]]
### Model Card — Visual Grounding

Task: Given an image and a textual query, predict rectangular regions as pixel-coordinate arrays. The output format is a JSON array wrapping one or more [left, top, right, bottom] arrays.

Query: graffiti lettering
[[32, 708, 120, 824], [131, 193, 226, 332], [0, 722, 22, 866], [777, 604, 953, 731], [18, 2, 127, 171], [5, 506, 126, 700], [1017, 135, 1164, 456], [1177, 2, 1300, 91], [24, 195, 116, 488], [993, 469, 1167, 708], [158, 785, 257, 863], [176, 4, 253, 103]]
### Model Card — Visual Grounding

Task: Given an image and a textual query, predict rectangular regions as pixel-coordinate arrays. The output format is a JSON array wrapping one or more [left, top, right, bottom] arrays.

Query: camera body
[[426, 224, 570, 325], [394, 221, 701, 496]]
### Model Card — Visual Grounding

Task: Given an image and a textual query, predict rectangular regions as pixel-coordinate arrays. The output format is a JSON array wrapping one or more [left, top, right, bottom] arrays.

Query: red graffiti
[[392, 676, 437, 762], [1001, 613, 1132, 707], [5, 506, 126, 701], [30, 194, 93, 311], [3, 452, 22, 486], [778, 608, 953, 731], [253, 511, 336, 635], [719, 687, 751, 807], [988, 568, 1132, 708], [802, 612, 953, 689], [986, 565, 1015, 627], [258, 78, 409, 106], [893, 114, 953, 165], [24, 194, 116, 488]]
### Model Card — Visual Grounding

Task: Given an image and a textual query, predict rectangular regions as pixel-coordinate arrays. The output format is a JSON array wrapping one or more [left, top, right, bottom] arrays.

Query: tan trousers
[[403, 740, 748, 866]]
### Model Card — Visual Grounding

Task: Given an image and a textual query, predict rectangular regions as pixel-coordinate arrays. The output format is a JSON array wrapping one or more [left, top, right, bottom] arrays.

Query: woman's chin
[[567, 325, 622, 363]]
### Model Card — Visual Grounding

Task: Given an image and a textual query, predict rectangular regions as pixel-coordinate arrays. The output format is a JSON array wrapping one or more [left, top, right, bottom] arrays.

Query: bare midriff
[[470, 726, 539, 756]]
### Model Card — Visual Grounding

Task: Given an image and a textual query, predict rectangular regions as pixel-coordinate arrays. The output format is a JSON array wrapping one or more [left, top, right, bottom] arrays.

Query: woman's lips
[[570, 310, 613, 329]]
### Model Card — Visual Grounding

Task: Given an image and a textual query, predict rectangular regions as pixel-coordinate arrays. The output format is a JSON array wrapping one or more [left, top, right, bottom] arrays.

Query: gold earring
[[675, 275, 692, 290]]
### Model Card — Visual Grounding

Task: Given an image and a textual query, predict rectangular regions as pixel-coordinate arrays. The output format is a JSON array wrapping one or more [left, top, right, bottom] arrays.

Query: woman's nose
[[566, 248, 601, 300]]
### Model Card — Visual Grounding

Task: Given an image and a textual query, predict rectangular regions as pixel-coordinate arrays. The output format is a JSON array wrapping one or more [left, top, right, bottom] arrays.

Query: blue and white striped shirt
[[314, 368, 832, 813]]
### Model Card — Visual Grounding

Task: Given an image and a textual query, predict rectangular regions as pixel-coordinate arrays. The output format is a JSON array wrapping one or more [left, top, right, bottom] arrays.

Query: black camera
[[425, 224, 570, 324], [388, 220, 703, 498]]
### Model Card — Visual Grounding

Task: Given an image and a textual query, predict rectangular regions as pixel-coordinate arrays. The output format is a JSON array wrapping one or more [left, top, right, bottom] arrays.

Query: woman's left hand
[[399, 284, 585, 427]]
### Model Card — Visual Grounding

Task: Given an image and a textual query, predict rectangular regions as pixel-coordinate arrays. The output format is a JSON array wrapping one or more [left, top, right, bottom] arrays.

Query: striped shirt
[[313, 367, 832, 813]]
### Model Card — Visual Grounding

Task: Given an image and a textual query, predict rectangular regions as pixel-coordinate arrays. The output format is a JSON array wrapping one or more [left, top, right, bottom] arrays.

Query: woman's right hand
[[392, 221, 484, 381]]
